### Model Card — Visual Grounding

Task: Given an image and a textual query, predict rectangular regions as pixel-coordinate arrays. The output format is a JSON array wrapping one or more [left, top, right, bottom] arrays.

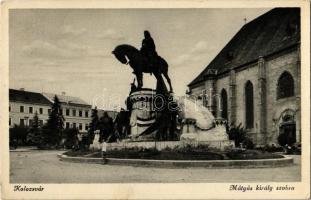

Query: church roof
[[188, 8, 300, 87]]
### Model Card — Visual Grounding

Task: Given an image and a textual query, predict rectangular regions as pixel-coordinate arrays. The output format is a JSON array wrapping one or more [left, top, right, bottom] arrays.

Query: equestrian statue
[[112, 30, 173, 93]]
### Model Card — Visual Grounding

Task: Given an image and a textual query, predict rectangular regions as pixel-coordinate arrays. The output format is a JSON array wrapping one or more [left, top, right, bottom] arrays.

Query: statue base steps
[[90, 122, 234, 151]]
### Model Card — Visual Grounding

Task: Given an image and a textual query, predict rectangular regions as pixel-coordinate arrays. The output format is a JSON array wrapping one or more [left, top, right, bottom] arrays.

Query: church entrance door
[[279, 122, 296, 145]]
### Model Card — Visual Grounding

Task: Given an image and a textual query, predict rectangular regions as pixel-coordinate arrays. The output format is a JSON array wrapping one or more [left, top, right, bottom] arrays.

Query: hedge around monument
[[64, 146, 283, 160]]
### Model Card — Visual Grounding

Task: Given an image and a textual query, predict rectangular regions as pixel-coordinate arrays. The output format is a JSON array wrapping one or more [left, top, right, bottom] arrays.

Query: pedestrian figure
[[77, 132, 83, 151], [101, 140, 107, 164]]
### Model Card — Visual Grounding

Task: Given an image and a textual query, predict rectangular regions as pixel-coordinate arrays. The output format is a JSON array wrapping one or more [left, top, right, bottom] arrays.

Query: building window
[[85, 111, 89, 118], [9, 118, 11, 126], [20, 119, 25, 126], [245, 81, 254, 129], [73, 123, 76, 129], [66, 122, 70, 129], [72, 109, 76, 117], [48, 109, 51, 114], [79, 110, 82, 117], [85, 123, 89, 130], [29, 107, 33, 114], [9, 105, 11, 112], [66, 109, 70, 116], [60, 109, 63, 115], [79, 123, 82, 130], [39, 108, 43, 114], [20, 106, 24, 113], [29, 119, 33, 126], [277, 71, 294, 99], [220, 89, 228, 120]]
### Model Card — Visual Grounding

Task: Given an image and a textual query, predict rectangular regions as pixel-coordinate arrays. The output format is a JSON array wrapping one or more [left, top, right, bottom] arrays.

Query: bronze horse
[[112, 44, 173, 92]]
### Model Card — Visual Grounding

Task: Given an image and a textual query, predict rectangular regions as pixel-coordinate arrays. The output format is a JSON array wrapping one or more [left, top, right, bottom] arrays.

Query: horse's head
[[112, 47, 127, 64], [112, 44, 140, 65]]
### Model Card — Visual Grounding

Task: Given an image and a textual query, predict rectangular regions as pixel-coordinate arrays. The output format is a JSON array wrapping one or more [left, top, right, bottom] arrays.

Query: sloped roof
[[188, 8, 300, 87], [43, 93, 91, 107], [9, 89, 51, 105]]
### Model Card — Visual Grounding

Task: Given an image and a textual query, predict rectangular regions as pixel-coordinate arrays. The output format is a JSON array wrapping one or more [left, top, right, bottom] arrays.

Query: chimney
[[20, 88, 25, 91]]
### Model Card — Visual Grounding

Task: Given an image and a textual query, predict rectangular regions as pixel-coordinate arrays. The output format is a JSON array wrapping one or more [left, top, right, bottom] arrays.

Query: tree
[[227, 123, 254, 149], [98, 112, 113, 142], [26, 111, 43, 145], [63, 128, 79, 149], [9, 125, 28, 147], [89, 107, 99, 142], [46, 95, 64, 145]]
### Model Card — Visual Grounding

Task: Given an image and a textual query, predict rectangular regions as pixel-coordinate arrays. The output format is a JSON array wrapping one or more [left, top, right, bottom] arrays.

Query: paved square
[[10, 150, 301, 183]]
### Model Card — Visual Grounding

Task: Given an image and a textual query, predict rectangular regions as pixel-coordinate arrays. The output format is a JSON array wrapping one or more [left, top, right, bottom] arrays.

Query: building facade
[[9, 89, 52, 128], [188, 8, 300, 146], [43, 93, 92, 133], [9, 89, 92, 133]]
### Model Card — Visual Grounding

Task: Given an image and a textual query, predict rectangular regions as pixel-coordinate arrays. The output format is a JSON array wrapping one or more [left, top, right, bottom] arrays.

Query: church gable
[[188, 8, 300, 87]]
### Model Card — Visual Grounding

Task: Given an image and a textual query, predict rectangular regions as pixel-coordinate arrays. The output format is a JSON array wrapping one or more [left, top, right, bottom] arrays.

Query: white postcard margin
[[0, 0, 310, 199]]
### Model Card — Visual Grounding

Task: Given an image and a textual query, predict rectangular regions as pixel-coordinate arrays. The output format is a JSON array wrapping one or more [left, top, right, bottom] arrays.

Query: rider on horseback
[[140, 30, 157, 74]]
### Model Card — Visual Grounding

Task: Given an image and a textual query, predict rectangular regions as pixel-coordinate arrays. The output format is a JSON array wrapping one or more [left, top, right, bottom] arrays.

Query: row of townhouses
[[9, 88, 117, 133]]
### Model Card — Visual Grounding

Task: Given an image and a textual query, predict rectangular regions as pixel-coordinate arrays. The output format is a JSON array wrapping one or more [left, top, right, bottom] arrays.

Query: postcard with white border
[[0, 0, 310, 199]]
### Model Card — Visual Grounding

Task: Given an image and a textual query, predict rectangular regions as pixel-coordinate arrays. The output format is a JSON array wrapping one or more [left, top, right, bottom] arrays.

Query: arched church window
[[277, 71, 294, 99], [220, 89, 228, 120], [245, 81, 254, 129]]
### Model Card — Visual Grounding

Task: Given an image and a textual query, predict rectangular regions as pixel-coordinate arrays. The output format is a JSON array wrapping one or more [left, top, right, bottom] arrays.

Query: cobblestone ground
[[10, 150, 301, 183]]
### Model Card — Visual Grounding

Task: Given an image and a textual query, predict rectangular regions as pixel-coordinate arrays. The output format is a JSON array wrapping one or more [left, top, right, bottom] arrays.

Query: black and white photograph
[[1, 0, 310, 199]]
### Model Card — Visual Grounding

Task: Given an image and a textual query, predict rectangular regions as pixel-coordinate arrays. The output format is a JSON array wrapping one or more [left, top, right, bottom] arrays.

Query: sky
[[9, 8, 270, 110]]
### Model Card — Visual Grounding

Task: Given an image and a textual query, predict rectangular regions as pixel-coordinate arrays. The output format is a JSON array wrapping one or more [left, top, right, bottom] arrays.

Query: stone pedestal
[[129, 88, 157, 140], [180, 118, 234, 150], [89, 133, 101, 151]]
